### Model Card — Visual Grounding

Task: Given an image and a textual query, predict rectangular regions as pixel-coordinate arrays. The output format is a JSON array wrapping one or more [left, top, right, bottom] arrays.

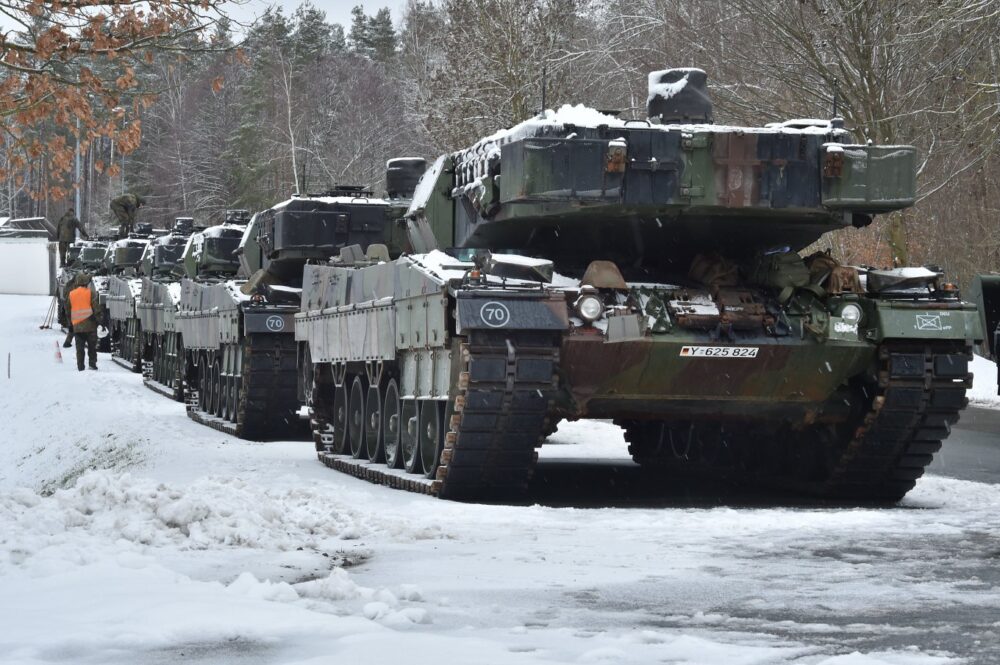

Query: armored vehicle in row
[[105, 235, 159, 370], [177, 187, 410, 440], [98, 237, 151, 354], [56, 240, 109, 328], [108, 220, 194, 373], [296, 69, 981, 502], [140, 217, 240, 400]]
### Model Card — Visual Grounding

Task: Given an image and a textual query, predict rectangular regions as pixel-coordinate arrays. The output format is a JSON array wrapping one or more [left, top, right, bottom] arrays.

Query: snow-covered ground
[[968, 353, 999, 408], [2, 294, 999, 665]]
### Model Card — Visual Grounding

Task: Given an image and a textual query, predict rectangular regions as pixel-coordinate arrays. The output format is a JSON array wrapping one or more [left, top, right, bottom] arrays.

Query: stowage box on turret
[[296, 69, 981, 502]]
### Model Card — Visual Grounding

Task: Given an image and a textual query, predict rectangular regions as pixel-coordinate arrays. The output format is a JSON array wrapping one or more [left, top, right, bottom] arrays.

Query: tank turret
[[243, 186, 405, 285], [141, 232, 191, 279], [179, 223, 245, 280], [173, 217, 195, 234], [103, 238, 150, 275], [406, 70, 916, 278], [386, 158, 427, 199]]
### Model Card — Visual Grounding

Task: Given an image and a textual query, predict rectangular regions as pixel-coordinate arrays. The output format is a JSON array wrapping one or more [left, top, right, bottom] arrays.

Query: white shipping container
[[0, 238, 57, 295]]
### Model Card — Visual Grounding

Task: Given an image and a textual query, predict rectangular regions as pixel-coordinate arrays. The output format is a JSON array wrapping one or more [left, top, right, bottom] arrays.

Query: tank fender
[[455, 292, 568, 333]]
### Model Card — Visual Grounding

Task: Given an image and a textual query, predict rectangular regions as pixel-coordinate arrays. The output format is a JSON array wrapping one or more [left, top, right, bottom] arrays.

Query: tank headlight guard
[[840, 303, 863, 325], [575, 294, 604, 323]]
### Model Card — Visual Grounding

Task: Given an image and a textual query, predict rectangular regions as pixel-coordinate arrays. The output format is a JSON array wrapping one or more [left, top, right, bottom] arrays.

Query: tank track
[[110, 317, 142, 373], [142, 333, 184, 402], [811, 341, 971, 500], [315, 330, 559, 501], [623, 340, 972, 502], [187, 334, 305, 441]]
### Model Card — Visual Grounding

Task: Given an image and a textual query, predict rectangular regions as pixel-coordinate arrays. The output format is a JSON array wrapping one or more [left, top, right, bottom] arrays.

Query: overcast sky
[[229, 0, 407, 32]]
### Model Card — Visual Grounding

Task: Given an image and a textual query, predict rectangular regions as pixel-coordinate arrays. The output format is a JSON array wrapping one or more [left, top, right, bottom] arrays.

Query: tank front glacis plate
[[558, 331, 873, 420]]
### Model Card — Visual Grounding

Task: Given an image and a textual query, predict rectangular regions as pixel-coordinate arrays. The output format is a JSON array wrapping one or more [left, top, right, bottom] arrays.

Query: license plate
[[680, 346, 758, 358]]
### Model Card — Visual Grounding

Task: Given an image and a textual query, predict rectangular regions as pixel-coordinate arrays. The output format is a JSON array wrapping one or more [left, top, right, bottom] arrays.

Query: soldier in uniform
[[110, 193, 146, 238], [56, 207, 89, 265], [68, 273, 104, 371], [61, 273, 80, 348]]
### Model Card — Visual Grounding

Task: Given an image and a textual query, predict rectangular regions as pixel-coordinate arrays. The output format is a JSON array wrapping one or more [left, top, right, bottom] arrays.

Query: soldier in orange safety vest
[[68, 273, 104, 371]]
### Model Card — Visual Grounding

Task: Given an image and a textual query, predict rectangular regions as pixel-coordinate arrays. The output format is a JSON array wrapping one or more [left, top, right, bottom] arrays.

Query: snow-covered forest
[[3, 0, 1000, 284]]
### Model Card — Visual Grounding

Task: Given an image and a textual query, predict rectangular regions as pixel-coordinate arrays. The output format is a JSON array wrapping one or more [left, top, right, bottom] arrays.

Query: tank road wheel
[[131, 323, 142, 371], [332, 381, 350, 455], [364, 385, 384, 462], [211, 360, 223, 417], [221, 371, 232, 421], [382, 380, 402, 468], [348, 376, 366, 459], [401, 399, 420, 473], [231, 376, 242, 424], [198, 356, 210, 412], [151, 338, 160, 381], [418, 400, 443, 479], [172, 337, 185, 402]]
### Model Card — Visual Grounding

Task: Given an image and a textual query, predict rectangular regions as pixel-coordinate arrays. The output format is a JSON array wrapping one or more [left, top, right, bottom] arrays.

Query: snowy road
[[2, 294, 999, 665]]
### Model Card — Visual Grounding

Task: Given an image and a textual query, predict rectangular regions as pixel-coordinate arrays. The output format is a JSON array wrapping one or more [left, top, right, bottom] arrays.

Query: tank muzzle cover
[[647, 68, 713, 125]]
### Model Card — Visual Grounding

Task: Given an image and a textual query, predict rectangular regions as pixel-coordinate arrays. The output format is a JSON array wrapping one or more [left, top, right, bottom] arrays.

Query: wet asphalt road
[[524, 408, 1000, 664], [929, 406, 1000, 484], [526, 407, 999, 508]]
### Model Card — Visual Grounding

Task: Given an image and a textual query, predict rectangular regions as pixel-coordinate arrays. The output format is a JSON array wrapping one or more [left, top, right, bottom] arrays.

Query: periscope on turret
[[295, 68, 981, 502]]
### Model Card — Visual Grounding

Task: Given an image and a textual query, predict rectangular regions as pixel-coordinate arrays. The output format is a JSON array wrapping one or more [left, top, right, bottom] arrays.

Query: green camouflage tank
[[296, 68, 982, 502]]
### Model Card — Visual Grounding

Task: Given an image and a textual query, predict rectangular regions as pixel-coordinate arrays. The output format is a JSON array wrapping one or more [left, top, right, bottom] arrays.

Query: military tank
[[296, 69, 981, 502], [99, 236, 151, 355], [109, 217, 194, 374], [177, 186, 410, 440], [139, 216, 238, 399], [56, 240, 109, 328]]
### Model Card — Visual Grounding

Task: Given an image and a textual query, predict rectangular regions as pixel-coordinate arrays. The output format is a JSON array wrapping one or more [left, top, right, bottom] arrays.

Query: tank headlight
[[575, 294, 604, 322], [840, 303, 863, 324]]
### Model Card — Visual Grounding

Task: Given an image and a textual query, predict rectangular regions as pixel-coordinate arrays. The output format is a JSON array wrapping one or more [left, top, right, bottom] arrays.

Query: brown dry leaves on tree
[[0, 0, 234, 199]]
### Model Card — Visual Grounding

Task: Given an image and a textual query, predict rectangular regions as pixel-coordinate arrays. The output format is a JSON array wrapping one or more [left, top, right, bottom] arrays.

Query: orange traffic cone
[[55, 340, 63, 363]]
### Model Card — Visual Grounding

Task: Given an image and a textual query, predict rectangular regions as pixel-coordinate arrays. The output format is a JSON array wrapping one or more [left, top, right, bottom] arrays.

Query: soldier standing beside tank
[[110, 193, 146, 238], [56, 207, 89, 266], [68, 273, 104, 371], [61, 273, 80, 348]]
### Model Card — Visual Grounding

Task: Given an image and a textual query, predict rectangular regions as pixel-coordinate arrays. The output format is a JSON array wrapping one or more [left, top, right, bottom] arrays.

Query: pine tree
[[349, 6, 373, 57], [369, 8, 398, 62]]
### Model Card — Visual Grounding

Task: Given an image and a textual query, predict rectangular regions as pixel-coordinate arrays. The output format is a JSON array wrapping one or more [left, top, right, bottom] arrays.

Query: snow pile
[[968, 353, 999, 407], [1, 470, 368, 550]]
